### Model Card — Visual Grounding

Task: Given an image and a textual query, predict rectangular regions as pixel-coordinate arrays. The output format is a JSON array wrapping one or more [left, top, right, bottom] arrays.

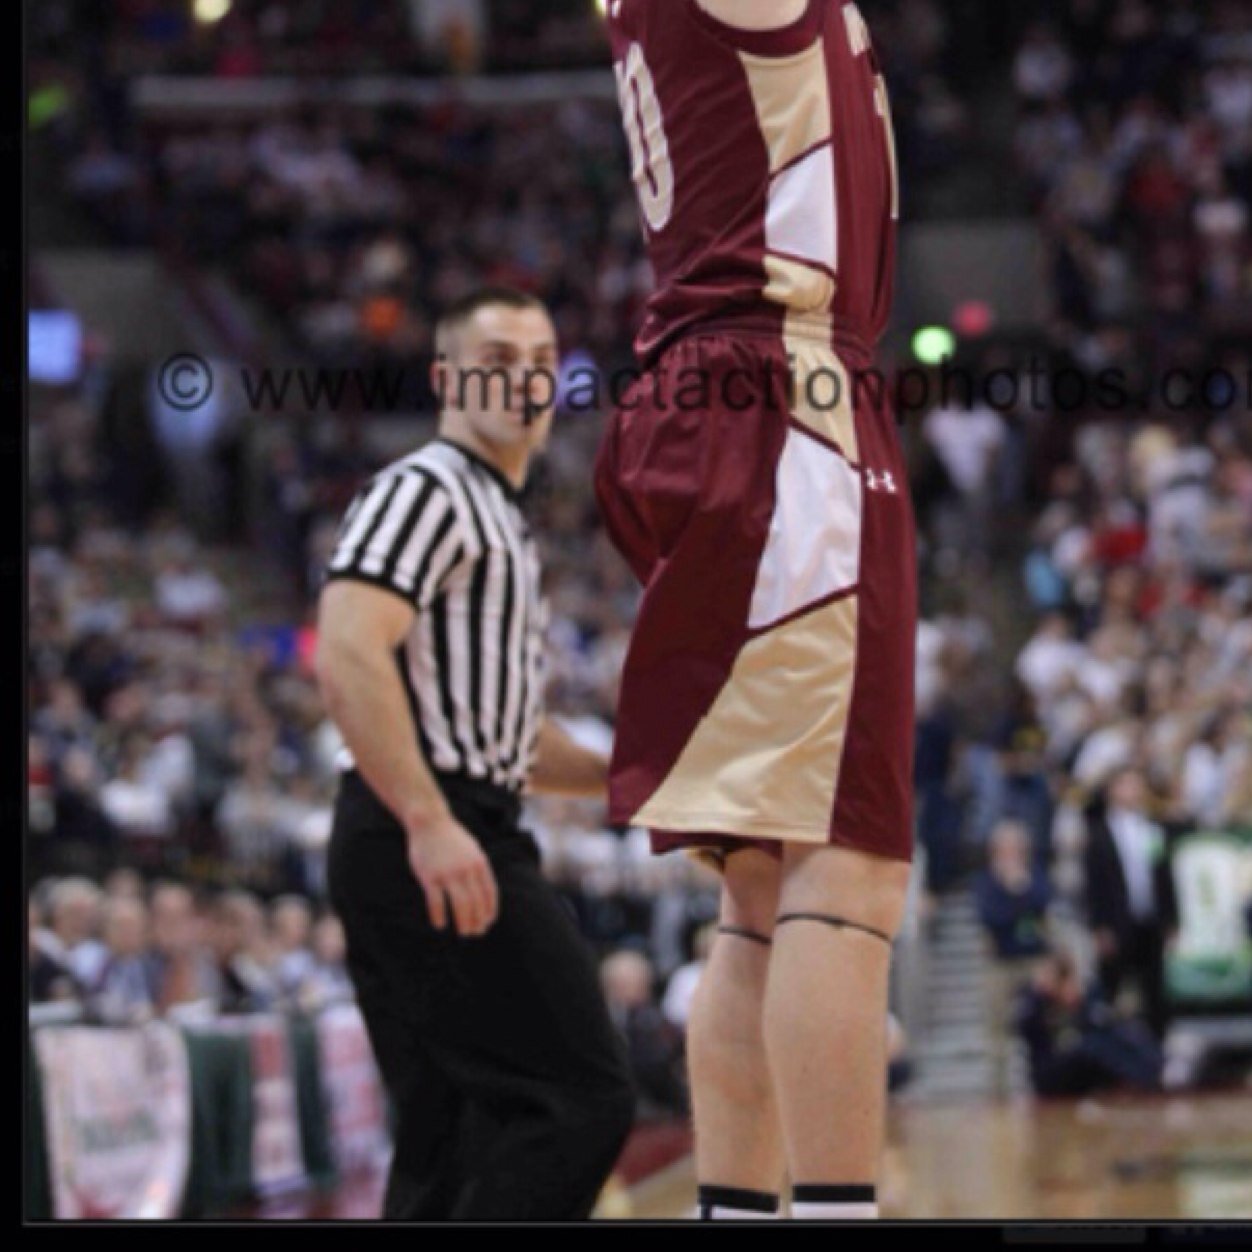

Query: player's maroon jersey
[[607, 0, 899, 367]]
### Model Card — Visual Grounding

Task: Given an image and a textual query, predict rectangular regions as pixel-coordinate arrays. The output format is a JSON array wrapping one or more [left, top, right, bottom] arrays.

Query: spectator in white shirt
[[46, 877, 110, 991]]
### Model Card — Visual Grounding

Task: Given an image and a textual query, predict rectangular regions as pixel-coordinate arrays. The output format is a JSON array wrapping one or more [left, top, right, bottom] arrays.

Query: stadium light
[[912, 326, 957, 366], [953, 299, 994, 338], [193, 0, 233, 24]]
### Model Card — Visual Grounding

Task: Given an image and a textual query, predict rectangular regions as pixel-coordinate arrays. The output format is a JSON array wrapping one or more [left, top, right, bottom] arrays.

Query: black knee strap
[[775, 912, 893, 948], [717, 925, 772, 948]]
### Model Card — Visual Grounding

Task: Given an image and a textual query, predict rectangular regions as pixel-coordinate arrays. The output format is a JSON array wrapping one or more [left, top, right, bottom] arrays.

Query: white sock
[[790, 1185, 878, 1221], [696, 1186, 780, 1220]]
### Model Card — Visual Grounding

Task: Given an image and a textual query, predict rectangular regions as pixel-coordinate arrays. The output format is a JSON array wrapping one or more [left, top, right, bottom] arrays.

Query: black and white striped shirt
[[324, 437, 549, 795]]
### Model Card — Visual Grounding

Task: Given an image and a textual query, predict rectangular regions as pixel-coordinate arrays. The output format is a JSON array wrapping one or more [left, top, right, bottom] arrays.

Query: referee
[[317, 289, 634, 1221]]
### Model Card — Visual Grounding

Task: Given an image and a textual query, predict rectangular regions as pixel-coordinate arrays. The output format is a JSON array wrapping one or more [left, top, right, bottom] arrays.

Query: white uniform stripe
[[464, 477, 510, 783], [327, 440, 547, 791], [393, 483, 451, 596], [414, 446, 488, 563], [356, 474, 422, 579], [445, 573, 488, 776], [329, 476, 396, 572], [477, 481, 530, 781], [412, 613, 459, 770], [416, 524, 463, 609]]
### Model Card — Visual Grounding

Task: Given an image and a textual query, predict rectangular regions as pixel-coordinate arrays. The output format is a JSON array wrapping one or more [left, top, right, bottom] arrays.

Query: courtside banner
[[315, 1004, 391, 1176], [1168, 831, 1252, 1005], [35, 1024, 192, 1219], [215, 1015, 308, 1198]]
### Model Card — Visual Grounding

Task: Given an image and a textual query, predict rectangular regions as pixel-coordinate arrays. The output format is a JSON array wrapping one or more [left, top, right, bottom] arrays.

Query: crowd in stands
[[29, 0, 1252, 1103], [35, 1, 616, 78], [1016, 0, 1252, 358], [933, 0, 1252, 1092], [29, 870, 353, 1022], [34, 0, 984, 347], [29, 378, 717, 1112]]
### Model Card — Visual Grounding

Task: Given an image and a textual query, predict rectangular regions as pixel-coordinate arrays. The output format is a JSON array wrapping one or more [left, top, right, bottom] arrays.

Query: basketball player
[[318, 289, 634, 1220], [595, 0, 917, 1221]]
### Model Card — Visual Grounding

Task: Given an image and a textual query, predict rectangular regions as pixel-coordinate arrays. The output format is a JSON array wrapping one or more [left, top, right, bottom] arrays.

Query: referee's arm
[[530, 720, 610, 798], [317, 474, 498, 937]]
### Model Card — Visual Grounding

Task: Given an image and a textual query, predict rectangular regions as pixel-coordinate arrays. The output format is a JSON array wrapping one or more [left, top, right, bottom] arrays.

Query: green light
[[913, 326, 956, 366], [28, 84, 71, 131]]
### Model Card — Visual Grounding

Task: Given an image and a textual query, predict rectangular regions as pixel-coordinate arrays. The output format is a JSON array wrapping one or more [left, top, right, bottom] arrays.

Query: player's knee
[[844, 861, 911, 941], [780, 846, 913, 941]]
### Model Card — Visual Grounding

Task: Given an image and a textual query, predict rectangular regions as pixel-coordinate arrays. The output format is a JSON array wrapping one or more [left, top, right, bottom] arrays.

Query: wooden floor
[[625, 1093, 1252, 1222], [243, 1093, 1252, 1222]]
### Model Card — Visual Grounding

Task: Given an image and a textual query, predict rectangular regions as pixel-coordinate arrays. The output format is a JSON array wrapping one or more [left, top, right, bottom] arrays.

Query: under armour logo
[[865, 469, 898, 494]]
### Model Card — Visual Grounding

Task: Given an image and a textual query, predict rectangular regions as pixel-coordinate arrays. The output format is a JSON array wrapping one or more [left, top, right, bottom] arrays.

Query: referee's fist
[[405, 816, 500, 937]]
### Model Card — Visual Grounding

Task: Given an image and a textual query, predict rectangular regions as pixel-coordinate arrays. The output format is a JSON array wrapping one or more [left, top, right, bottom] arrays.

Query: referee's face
[[440, 304, 560, 455]]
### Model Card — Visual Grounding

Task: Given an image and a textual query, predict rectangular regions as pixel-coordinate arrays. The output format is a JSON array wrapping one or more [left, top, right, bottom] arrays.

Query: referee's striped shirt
[[324, 437, 549, 795]]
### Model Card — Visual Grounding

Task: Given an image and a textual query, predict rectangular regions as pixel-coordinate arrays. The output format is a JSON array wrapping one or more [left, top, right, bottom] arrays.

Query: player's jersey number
[[615, 42, 675, 234], [615, 11, 898, 235]]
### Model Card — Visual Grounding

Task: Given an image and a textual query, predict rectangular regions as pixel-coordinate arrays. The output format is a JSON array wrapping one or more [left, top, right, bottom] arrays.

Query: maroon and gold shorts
[[593, 329, 917, 867]]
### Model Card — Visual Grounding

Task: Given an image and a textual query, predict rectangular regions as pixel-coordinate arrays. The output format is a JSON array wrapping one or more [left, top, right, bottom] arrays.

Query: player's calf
[[688, 849, 785, 1218], [765, 844, 912, 1220]]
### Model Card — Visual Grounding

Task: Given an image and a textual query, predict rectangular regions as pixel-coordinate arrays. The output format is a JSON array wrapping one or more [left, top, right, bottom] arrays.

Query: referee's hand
[[405, 816, 500, 937]]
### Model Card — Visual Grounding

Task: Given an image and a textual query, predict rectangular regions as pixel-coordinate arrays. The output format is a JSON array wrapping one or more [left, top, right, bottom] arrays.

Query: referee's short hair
[[435, 286, 546, 358]]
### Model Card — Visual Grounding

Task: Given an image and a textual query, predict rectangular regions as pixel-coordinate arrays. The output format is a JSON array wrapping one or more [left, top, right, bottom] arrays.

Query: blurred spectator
[[270, 894, 317, 1001], [50, 746, 119, 871], [91, 896, 158, 1024], [297, 914, 354, 1011], [923, 396, 1006, 565], [145, 881, 219, 1011], [887, 1013, 913, 1095], [1083, 767, 1178, 1039], [991, 681, 1056, 862], [103, 866, 147, 901], [976, 820, 1052, 1096], [660, 922, 715, 1033], [29, 895, 79, 1005], [601, 949, 686, 1121], [215, 752, 297, 891], [1016, 950, 1163, 1098], [99, 740, 175, 843], [206, 890, 279, 1014], [154, 549, 228, 628], [45, 877, 109, 990]]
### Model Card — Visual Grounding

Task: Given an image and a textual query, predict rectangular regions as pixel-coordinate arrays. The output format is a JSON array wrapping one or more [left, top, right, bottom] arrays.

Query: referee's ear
[[432, 354, 456, 415]]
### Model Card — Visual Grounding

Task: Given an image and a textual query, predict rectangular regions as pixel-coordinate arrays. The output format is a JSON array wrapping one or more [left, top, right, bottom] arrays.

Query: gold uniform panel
[[634, 594, 859, 843]]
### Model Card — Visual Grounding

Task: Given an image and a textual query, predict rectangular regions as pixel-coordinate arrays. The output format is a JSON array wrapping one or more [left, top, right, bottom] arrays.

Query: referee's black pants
[[327, 771, 635, 1222]]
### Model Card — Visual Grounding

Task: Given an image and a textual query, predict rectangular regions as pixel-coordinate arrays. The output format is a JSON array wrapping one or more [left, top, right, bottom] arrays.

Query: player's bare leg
[[686, 848, 785, 1219], [764, 844, 911, 1220]]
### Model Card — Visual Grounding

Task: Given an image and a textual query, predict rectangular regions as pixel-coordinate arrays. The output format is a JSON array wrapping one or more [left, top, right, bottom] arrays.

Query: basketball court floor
[[248, 1092, 1252, 1221], [623, 1094, 1252, 1221]]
